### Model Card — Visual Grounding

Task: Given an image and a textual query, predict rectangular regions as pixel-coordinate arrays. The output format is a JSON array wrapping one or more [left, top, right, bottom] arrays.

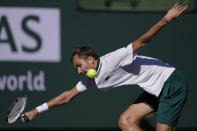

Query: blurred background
[[0, 0, 196, 130]]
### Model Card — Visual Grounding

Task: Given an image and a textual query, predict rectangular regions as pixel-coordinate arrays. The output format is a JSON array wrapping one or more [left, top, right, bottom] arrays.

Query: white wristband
[[36, 103, 48, 113]]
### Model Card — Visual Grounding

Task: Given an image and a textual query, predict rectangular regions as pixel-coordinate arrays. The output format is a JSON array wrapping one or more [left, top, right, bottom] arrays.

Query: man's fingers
[[177, 5, 184, 10], [173, 3, 188, 11], [173, 3, 188, 14], [21, 117, 25, 123], [22, 114, 30, 123], [180, 5, 188, 14], [21, 118, 30, 123], [173, 3, 179, 8], [21, 114, 30, 123]]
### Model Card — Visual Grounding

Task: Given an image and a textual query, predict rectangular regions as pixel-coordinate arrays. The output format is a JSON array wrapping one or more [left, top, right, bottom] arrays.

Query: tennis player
[[22, 3, 188, 131]]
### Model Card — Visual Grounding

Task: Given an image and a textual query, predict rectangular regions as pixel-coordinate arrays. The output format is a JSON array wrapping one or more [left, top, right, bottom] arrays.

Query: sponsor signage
[[0, 70, 46, 91], [0, 7, 61, 91], [0, 7, 60, 62]]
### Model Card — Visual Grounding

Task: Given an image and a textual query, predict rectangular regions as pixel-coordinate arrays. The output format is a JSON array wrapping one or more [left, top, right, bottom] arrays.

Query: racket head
[[5, 95, 27, 124]]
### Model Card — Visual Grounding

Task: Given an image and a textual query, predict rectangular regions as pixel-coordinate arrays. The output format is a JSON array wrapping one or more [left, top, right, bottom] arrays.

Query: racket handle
[[20, 113, 30, 122]]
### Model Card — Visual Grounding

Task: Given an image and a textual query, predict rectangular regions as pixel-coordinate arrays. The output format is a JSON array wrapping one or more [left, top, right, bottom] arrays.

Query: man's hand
[[164, 3, 188, 23], [21, 109, 39, 123]]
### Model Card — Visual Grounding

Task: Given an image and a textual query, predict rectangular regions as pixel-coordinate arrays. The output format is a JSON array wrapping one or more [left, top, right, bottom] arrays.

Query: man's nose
[[77, 68, 82, 74]]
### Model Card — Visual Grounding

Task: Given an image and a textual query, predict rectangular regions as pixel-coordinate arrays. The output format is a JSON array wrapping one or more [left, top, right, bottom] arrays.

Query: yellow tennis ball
[[87, 69, 97, 78]]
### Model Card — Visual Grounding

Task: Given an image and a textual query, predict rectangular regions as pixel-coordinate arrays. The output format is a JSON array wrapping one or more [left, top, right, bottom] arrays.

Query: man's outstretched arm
[[21, 87, 80, 122], [132, 3, 188, 53]]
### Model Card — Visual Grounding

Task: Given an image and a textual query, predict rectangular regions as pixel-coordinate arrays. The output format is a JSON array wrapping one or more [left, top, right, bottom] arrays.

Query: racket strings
[[7, 96, 27, 124]]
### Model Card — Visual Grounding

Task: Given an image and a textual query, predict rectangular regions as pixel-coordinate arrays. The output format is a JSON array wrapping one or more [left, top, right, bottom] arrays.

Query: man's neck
[[94, 59, 99, 71]]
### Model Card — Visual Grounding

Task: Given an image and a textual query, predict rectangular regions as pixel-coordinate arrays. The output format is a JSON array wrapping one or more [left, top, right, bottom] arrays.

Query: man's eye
[[77, 64, 81, 68]]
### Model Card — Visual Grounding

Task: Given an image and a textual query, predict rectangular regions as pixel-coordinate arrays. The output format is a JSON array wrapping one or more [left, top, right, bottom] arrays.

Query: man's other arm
[[132, 3, 188, 53]]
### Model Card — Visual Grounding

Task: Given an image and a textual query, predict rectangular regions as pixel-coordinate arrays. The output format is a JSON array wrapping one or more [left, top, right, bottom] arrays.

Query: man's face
[[72, 55, 94, 76]]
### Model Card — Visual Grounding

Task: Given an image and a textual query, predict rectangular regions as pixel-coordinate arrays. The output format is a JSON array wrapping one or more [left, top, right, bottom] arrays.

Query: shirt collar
[[96, 59, 102, 77]]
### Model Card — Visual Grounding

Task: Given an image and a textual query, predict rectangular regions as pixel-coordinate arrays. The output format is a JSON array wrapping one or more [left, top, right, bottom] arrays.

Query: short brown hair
[[71, 46, 98, 62]]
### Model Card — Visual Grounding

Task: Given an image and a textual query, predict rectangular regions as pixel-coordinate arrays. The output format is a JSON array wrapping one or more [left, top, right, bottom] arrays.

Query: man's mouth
[[82, 71, 87, 75]]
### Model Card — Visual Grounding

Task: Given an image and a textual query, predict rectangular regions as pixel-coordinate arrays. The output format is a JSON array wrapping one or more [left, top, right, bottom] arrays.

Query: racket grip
[[20, 113, 30, 122]]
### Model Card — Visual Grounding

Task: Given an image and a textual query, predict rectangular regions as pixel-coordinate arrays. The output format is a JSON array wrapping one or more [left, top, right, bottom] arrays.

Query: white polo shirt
[[76, 43, 175, 97]]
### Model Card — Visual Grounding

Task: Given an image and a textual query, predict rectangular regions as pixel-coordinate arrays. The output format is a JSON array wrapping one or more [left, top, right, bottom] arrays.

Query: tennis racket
[[5, 95, 30, 124]]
